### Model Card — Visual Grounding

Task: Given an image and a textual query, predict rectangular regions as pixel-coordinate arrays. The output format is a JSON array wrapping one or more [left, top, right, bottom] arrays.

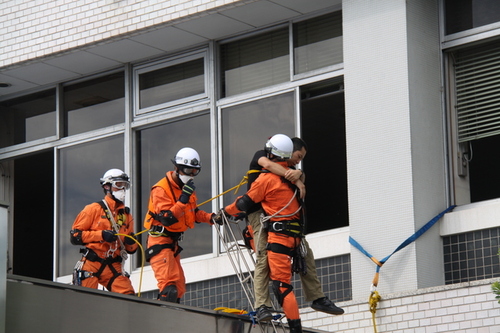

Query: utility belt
[[264, 220, 303, 238], [148, 225, 184, 241], [80, 248, 123, 264], [145, 225, 184, 261]]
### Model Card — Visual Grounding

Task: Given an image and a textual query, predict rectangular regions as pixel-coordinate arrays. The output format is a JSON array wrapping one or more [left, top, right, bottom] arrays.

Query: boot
[[256, 305, 273, 322], [288, 319, 302, 333], [158, 284, 178, 303], [311, 297, 344, 315]]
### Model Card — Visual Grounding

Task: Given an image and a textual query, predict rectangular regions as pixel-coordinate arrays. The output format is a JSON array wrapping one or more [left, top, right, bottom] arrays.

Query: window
[[220, 27, 290, 97], [57, 135, 124, 277], [135, 54, 206, 113], [444, 0, 500, 35], [448, 39, 500, 203], [137, 113, 212, 259], [221, 92, 295, 204], [63, 72, 125, 136], [293, 11, 343, 75], [0, 89, 56, 148]]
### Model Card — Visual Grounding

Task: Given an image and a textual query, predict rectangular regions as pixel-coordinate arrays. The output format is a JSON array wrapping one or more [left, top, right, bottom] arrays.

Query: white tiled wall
[[0, 0, 242, 67], [301, 278, 500, 333]]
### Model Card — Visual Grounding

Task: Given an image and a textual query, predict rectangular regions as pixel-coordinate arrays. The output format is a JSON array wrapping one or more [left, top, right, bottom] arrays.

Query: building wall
[[344, 0, 448, 299], [301, 278, 500, 333], [0, 0, 246, 68]]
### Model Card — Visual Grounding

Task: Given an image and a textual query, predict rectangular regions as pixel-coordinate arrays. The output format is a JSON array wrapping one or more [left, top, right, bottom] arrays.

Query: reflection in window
[[293, 11, 343, 74], [0, 89, 56, 148], [139, 58, 205, 109], [137, 113, 212, 259], [63, 72, 125, 136], [221, 93, 295, 205], [58, 135, 124, 277], [445, 0, 500, 35], [220, 27, 289, 97]]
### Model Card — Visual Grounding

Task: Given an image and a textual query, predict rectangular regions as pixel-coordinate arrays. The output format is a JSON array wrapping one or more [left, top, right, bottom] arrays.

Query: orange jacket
[[143, 171, 213, 233], [225, 163, 301, 222], [71, 195, 137, 259]]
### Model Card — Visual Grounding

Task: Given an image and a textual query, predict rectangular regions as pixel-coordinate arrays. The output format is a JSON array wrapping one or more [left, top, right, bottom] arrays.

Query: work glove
[[213, 208, 230, 225], [102, 230, 117, 242], [179, 179, 196, 204], [124, 232, 137, 245]]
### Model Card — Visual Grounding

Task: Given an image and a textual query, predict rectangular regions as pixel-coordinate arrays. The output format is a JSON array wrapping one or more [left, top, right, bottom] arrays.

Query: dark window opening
[[301, 79, 348, 232], [13, 150, 54, 280], [468, 136, 500, 202]]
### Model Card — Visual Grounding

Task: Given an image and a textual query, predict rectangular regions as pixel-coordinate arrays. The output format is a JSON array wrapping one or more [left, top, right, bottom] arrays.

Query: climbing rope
[[214, 306, 248, 315], [117, 233, 145, 297], [368, 290, 381, 333], [349, 205, 456, 333]]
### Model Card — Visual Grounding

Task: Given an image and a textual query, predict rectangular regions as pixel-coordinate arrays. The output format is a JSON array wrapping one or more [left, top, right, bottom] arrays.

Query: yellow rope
[[117, 233, 145, 297], [368, 290, 381, 333], [214, 307, 248, 315]]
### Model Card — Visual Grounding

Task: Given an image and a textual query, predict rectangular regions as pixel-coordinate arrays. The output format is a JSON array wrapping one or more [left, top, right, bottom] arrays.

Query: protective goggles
[[111, 180, 131, 190], [178, 165, 201, 176]]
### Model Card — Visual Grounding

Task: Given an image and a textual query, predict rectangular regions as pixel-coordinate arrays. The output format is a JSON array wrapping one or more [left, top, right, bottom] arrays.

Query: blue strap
[[349, 205, 456, 268]]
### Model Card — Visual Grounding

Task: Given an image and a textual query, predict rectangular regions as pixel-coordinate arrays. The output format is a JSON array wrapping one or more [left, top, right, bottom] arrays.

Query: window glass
[[0, 89, 56, 148], [221, 93, 295, 205], [137, 113, 212, 259], [445, 0, 500, 35], [139, 58, 205, 109], [220, 27, 290, 97], [63, 72, 125, 136], [58, 135, 124, 276], [293, 11, 343, 74]]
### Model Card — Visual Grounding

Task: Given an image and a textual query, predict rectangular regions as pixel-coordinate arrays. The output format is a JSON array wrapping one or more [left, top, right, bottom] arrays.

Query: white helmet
[[265, 134, 293, 160], [100, 168, 130, 190], [173, 147, 201, 168]]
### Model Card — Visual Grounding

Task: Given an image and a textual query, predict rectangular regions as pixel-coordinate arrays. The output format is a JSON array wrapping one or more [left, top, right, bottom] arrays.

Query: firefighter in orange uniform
[[144, 147, 215, 303], [215, 134, 304, 333], [70, 168, 138, 294]]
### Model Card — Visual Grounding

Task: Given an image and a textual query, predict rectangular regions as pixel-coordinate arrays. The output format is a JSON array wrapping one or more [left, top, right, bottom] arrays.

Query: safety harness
[[261, 179, 308, 276], [145, 176, 184, 260], [72, 201, 129, 289]]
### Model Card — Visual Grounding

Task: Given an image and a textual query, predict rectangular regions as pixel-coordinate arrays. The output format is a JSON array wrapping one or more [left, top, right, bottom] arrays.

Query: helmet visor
[[111, 180, 131, 190]]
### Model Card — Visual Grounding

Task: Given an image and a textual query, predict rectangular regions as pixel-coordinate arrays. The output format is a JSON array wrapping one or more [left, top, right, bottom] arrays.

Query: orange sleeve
[[72, 203, 107, 243], [195, 208, 214, 224]]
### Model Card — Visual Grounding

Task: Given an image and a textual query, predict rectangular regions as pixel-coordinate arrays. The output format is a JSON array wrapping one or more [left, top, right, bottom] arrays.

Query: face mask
[[113, 189, 126, 202], [178, 174, 193, 184]]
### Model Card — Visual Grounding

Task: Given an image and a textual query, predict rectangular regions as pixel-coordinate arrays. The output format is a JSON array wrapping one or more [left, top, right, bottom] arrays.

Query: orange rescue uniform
[[144, 171, 213, 299], [225, 164, 302, 321], [71, 195, 138, 294]]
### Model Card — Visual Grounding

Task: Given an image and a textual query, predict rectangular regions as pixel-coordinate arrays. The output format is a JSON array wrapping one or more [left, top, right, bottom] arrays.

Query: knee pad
[[271, 280, 293, 306], [158, 284, 178, 303]]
